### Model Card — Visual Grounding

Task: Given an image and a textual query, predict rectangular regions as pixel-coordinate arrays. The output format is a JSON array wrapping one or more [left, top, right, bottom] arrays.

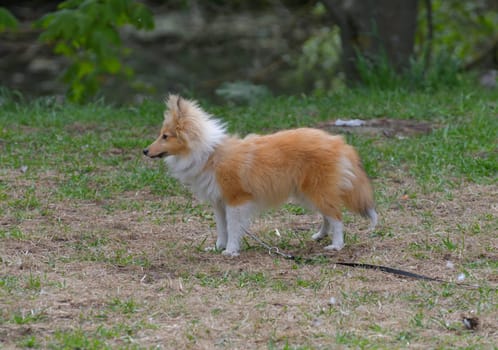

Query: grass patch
[[11, 309, 47, 325], [0, 85, 496, 349]]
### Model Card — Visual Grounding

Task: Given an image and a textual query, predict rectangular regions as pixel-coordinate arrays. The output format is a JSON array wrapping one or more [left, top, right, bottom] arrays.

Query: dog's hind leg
[[223, 202, 254, 257], [367, 207, 378, 231], [312, 215, 330, 241], [323, 217, 344, 251]]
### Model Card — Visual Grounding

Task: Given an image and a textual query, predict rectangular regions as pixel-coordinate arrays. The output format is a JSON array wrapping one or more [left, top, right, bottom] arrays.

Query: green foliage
[[293, 0, 496, 92], [417, 0, 498, 66], [36, 0, 154, 103], [294, 26, 343, 91], [0, 7, 18, 31], [215, 80, 271, 104], [355, 51, 462, 91], [50, 329, 110, 350], [355, 50, 401, 90], [17, 335, 41, 349]]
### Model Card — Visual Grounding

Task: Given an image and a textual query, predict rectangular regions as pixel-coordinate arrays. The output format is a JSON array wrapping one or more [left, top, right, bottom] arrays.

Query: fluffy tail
[[340, 147, 377, 230]]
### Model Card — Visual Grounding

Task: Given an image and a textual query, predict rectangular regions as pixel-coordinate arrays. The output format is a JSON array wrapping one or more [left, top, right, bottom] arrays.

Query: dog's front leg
[[223, 202, 254, 257], [212, 200, 228, 250]]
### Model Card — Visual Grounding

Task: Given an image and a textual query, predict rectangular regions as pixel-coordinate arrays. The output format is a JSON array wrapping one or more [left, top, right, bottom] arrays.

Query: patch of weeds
[[440, 235, 458, 252], [57, 172, 102, 201], [94, 325, 121, 340], [369, 227, 393, 239], [110, 249, 151, 268], [237, 271, 268, 288], [0, 183, 10, 202], [194, 270, 274, 290], [464, 258, 498, 270], [335, 331, 370, 347], [17, 335, 41, 349], [419, 283, 470, 307], [0, 227, 25, 239], [164, 200, 212, 221], [108, 297, 140, 315], [11, 309, 47, 324], [0, 275, 20, 294], [407, 241, 433, 259], [340, 290, 382, 309], [25, 273, 42, 292], [469, 221, 482, 235], [295, 277, 322, 291], [476, 285, 496, 313], [420, 210, 434, 230], [49, 329, 112, 350], [71, 232, 110, 250], [265, 228, 307, 252], [10, 186, 40, 211], [430, 314, 461, 332], [211, 308, 222, 316], [68, 244, 151, 268], [195, 272, 229, 288], [456, 222, 484, 237], [268, 340, 311, 350], [368, 323, 384, 333], [345, 232, 360, 246], [396, 330, 415, 344], [282, 203, 307, 215], [272, 279, 292, 292], [409, 311, 425, 328]]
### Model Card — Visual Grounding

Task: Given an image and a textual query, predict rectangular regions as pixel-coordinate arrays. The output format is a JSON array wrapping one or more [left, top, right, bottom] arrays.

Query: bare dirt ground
[[0, 170, 497, 348]]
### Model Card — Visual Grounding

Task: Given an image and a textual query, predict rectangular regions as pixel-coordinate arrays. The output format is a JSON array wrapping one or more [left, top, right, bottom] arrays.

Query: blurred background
[[0, 0, 496, 104]]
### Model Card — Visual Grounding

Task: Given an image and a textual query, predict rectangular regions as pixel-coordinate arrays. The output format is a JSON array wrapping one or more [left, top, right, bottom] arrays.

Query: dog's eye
[[162, 134, 168, 140]]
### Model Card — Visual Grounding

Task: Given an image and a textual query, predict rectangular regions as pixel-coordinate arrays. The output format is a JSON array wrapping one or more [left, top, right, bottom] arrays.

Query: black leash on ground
[[244, 229, 481, 289]]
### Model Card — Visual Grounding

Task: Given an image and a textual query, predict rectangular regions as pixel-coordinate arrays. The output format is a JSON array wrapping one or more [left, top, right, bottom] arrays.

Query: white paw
[[312, 232, 326, 241], [216, 242, 227, 251], [221, 250, 240, 257], [324, 243, 344, 251]]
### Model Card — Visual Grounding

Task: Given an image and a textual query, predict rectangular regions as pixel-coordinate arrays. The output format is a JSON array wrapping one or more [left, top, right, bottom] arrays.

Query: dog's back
[[213, 128, 375, 225]]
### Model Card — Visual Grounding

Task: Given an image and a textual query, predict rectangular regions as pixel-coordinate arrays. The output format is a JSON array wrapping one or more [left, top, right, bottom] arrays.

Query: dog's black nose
[[143, 148, 149, 156]]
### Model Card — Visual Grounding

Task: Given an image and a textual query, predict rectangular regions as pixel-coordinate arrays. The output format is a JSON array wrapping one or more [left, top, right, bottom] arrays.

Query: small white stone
[[328, 297, 337, 305], [457, 273, 466, 282], [446, 261, 454, 269]]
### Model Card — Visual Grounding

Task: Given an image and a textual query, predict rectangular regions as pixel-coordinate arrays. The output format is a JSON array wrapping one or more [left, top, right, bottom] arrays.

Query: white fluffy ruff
[[164, 97, 227, 202]]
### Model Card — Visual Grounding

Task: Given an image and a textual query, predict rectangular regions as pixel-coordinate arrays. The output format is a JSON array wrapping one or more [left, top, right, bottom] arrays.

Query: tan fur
[[209, 129, 373, 218], [144, 95, 377, 256]]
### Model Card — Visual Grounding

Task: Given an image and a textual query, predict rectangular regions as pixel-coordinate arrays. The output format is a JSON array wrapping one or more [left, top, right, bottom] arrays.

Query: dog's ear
[[175, 96, 186, 136], [176, 96, 189, 120], [177, 96, 182, 112], [167, 95, 185, 136], [164, 94, 184, 121]]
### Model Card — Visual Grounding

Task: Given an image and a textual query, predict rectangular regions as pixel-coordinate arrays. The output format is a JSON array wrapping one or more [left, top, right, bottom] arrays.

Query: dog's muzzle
[[143, 148, 167, 158]]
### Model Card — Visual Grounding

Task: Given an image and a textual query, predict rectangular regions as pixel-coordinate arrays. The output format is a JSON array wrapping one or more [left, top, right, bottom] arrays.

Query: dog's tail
[[339, 147, 377, 230]]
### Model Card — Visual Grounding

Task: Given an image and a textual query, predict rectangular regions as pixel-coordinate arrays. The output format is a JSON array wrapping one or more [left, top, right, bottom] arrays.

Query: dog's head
[[143, 95, 196, 158]]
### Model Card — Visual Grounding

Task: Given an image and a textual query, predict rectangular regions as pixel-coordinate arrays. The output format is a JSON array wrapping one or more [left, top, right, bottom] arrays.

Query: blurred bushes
[[35, 0, 154, 103]]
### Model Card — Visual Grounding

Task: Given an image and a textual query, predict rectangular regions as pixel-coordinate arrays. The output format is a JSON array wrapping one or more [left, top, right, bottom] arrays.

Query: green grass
[[0, 83, 497, 349], [1, 85, 496, 197], [11, 309, 47, 325]]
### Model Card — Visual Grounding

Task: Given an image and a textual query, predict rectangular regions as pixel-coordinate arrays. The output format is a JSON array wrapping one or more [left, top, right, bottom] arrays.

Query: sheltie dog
[[143, 95, 377, 256]]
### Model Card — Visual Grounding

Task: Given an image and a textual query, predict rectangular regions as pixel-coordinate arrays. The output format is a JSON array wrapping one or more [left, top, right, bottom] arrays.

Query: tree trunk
[[322, 0, 419, 83]]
